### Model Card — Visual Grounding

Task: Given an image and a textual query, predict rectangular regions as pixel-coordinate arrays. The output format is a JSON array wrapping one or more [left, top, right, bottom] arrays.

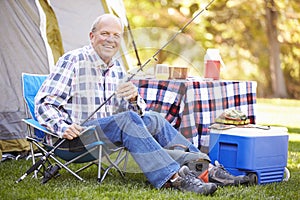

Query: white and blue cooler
[[209, 126, 289, 184]]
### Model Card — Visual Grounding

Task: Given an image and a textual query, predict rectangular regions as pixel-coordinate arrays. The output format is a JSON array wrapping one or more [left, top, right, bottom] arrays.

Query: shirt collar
[[87, 44, 115, 69]]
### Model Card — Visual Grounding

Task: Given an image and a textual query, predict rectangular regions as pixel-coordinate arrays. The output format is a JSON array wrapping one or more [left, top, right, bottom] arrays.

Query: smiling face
[[89, 14, 123, 64]]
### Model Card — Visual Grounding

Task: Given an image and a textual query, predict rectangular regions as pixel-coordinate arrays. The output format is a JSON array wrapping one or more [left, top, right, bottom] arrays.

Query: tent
[[0, 0, 131, 160]]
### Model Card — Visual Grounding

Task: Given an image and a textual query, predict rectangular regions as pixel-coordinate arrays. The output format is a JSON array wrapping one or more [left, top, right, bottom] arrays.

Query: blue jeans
[[85, 110, 199, 188]]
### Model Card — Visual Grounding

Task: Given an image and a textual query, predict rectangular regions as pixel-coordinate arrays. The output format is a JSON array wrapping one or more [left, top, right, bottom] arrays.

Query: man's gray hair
[[90, 14, 124, 33]]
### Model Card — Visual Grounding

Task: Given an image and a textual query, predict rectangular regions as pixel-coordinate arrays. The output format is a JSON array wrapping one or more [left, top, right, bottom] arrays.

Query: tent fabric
[[0, 139, 30, 157], [0, 0, 130, 154], [50, 0, 130, 69], [39, 0, 64, 64], [0, 0, 50, 155], [49, 0, 107, 52], [0, 0, 49, 142]]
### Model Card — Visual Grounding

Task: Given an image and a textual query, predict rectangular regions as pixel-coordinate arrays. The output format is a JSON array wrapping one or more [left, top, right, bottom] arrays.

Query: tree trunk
[[265, 0, 287, 98]]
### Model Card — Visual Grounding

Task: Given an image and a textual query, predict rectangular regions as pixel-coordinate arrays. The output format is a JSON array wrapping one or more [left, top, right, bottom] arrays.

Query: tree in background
[[265, 0, 287, 98], [124, 0, 300, 99]]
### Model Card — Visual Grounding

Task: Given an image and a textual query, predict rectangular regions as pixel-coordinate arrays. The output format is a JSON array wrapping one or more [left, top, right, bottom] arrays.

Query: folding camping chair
[[17, 73, 128, 184]]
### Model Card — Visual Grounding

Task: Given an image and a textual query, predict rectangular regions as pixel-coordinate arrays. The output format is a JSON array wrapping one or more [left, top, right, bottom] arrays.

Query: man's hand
[[116, 82, 138, 101], [63, 124, 84, 140]]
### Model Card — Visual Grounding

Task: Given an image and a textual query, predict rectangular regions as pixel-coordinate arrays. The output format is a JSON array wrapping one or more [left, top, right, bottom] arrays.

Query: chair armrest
[[23, 119, 96, 137], [79, 125, 96, 136], [22, 118, 58, 138]]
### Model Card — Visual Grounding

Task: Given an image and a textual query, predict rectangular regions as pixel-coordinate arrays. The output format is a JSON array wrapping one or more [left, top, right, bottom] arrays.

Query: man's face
[[90, 16, 123, 64]]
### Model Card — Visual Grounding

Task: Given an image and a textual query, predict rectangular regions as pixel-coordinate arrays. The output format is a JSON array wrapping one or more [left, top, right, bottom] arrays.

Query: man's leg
[[141, 111, 199, 152], [164, 149, 210, 165], [85, 111, 180, 189], [140, 112, 250, 186]]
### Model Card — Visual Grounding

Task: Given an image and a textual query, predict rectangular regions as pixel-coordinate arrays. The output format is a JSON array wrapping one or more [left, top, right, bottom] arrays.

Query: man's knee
[[115, 110, 141, 122], [143, 111, 166, 124]]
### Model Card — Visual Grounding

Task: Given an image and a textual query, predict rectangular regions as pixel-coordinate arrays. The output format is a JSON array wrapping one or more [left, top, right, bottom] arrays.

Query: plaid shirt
[[35, 45, 146, 139]]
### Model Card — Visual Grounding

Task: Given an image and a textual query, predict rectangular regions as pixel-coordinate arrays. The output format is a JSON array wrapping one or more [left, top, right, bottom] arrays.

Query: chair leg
[[25, 137, 129, 184], [98, 148, 128, 183], [75, 162, 95, 174], [26, 137, 48, 179], [122, 150, 129, 172], [97, 145, 102, 183], [27, 138, 85, 182], [113, 149, 127, 178], [29, 141, 38, 179], [47, 154, 85, 182], [27, 128, 40, 179]]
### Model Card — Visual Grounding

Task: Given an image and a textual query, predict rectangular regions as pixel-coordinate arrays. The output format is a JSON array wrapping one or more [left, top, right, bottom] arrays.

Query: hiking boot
[[185, 158, 209, 173], [208, 161, 250, 186], [170, 165, 217, 195]]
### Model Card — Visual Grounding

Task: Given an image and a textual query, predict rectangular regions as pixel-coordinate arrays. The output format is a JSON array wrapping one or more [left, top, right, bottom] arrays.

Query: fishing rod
[[82, 0, 215, 124], [15, 138, 67, 184], [15, 125, 96, 184], [16, 0, 215, 184]]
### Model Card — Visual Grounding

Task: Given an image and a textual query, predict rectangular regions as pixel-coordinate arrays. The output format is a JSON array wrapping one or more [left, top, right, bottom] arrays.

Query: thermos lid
[[205, 48, 221, 61]]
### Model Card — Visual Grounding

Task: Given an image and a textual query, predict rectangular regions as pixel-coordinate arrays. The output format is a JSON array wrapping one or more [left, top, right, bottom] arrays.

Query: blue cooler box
[[209, 126, 289, 184]]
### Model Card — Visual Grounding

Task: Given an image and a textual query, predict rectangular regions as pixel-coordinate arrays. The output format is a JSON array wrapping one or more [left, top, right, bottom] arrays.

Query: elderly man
[[35, 14, 248, 195]]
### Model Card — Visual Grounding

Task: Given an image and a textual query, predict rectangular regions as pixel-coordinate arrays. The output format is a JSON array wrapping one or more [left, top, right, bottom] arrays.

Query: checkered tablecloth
[[132, 79, 257, 149]]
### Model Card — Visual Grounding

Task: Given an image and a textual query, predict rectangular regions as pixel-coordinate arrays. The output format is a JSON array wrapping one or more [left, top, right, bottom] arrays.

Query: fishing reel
[[42, 164, 61, 184]]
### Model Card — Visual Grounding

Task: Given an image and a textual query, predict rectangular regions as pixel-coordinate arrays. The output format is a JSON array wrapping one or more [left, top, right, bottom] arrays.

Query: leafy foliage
[[123, 0, 300, 98]]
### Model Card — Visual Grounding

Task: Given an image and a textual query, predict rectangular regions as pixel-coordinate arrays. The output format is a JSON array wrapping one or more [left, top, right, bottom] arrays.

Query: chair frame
[[18, 73, 128, 184]]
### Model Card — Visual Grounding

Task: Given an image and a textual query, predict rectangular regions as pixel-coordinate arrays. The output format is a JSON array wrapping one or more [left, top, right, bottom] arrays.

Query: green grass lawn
[[256, 98, 300, 133], [0, 98, 299, 199]]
